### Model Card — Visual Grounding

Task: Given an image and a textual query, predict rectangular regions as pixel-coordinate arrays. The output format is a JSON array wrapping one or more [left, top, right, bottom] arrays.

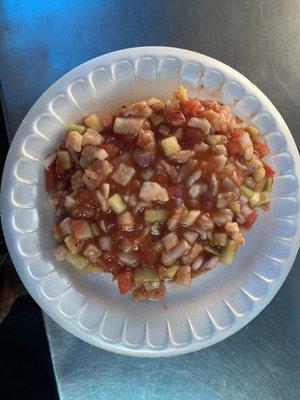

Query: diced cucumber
[[253, 167, 266, 182], [245, 125, 260, 142], [255, 177, 266, 192], [249, 192, 261, 207], [256, 191, 270, 207], [108, 193, 127, 215], [84, 114, 101, 131], [166, 265, 179, 279], [145, 208, 167, 223], [149, 113, 164, 127], [207, 135, 223, 145], [152, 240, 164, 253], [265, 177, 273, 192], [140, 169, 155, 181], [134, 267, 159, 288], [57, 151, 72, 171], [240, 185, 254, 199], [66, 124, 86, 135], [161, 136, 181, 156], [229, 201, 241, 214], [213, 232, 228, 247], [244, 146, 254, 161], [83, 263, 99, 272], [66, 252, 89, 270], [203, 244, 220, 256], [220, 240, 237, 264]]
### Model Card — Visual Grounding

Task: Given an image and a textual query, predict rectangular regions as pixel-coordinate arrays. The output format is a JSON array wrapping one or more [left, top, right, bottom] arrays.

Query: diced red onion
[[135, 151, 155, 168], [202, 256, 219, 270], [169, 185, 185, 199]]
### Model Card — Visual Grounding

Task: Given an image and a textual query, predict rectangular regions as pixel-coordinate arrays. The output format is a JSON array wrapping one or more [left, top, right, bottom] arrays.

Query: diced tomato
[[254, 143, 269, 157], [263, 163, 275, 177], [244, 211, 258, 229], [201, 197, 214, 212], [153, 170, 169, 187], [45, 168, 57, 192], [139, 235, 158, 266], [117, 270, 133, 295], [167, 111, 186, 126], [230, 128, 243, 139], [227, 140, 242, 155], [183, 127, 205, 146], [181, 99, 205, 117], [198, 109, 218, 122], [101, 143, 120, 159]]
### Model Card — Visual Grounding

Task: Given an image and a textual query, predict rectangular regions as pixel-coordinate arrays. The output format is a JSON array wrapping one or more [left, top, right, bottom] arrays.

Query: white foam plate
[[1, 47, 299, 357]]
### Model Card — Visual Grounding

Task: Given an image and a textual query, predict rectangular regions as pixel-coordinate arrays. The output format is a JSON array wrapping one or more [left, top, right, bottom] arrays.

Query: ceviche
[[45, 86, 275, 300]]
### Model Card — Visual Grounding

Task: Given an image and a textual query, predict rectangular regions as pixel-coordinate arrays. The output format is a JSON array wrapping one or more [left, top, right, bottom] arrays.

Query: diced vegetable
[[140, 169, 155, 181], [249, 192, 261, 207], [227, 140, 242, 155], [255, 177, 266, 192], [244, 211, 258, 229], [240, 185, 254, 199], [64, 235, 80, 254], [162, 239, 191, 267], [135, 267, 159, 288], [175, 266, 191, 287], [83, 244, 102, 260], [56, 151, 72, 171], [203, 244, 220, 256], [162, 232, 178, 250], [152, 240, 164, 253], [82, 129, 104, 147], [113, 117, 145, 135], [108, 194, 127, 215], [244, 146, 254, 161], [173, 85, 188, 101], [149, 113, 164, 127], [66, 131, 82, 152], [213, 232, 228, 247], [139, 181, 169, 203], [263, 163, 275, 178], [229, 201, 241, 214], [253, 167, 266, 182], [245, 125, 260, 142], [165, 266, 179, 279], [117, 211, 134, 231], [117, 271, 133, 295], [66, 124, 86, 135], [53, 244, 68, 261], [84, 114, 101, 131], [265, 177, 273, 192], [145, 208, 167, 223], [256, 191, 270, 207], [187, 118, 210, 135], [98, 236, 112, 251], [254, 143, 269, 157], [219, 239, 237, 264], [161, 136, 181, 156], [207, 135, 223, 145], [72, 220, 92, 240], [59, 217, 73, 235], [65, 252, 89, 270], [202, 256, 219, 270]]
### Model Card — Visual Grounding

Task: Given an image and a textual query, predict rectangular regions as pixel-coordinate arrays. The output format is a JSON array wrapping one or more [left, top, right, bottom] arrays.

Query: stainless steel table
[[1, 1, 299, 399]]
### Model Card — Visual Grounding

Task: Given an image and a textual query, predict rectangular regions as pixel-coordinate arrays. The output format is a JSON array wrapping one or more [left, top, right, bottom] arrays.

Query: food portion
[[45, 86, 275, 300]]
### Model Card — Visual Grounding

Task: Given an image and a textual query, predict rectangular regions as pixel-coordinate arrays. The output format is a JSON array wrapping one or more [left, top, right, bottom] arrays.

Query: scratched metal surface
[[0, 0, 299, 399]]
